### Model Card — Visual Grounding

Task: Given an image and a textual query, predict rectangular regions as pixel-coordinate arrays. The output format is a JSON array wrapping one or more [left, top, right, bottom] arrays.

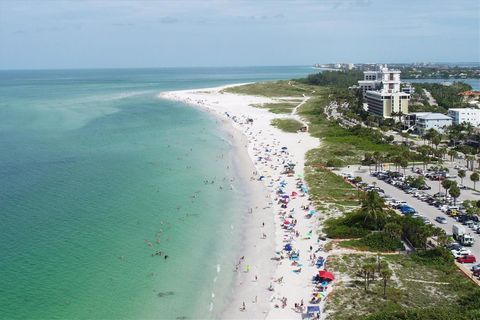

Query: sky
[[0, 0, 479, 69]]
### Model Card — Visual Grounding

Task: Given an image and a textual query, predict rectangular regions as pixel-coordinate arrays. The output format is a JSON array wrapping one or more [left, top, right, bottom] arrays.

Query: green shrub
[[411, 247, 454, 267], [324, 216, 370, 238], [326, 158, 344, 167], [341, 232, 403, 252]]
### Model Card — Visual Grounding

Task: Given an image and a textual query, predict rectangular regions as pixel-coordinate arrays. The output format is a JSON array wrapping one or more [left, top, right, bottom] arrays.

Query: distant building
[[459, 91, 480, 103], [447, 108, 480, 127], [358, 65, 410, 118], [365, 90, 409, 118], [406, 112, 452, 135], [358, 71, 382, 95], [401, 83, 414, 95]]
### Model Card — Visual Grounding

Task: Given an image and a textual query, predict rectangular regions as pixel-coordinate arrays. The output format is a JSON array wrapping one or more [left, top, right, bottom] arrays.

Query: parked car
[[448, 243, 462, 251], [399, 205, 416, 215], [457, 255, 476, 263], [435, 216, 447, 224], [471, 264, 480, 272], [451, 248, 472, 258]]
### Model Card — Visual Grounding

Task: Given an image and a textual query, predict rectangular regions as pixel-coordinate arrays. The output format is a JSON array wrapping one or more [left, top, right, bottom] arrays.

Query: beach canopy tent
[[307, 306, 320, 314], [318, 270, 334, 281]]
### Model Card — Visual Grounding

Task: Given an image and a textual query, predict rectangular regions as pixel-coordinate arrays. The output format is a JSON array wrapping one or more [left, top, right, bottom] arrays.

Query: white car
[[435, 216, 447, 224], [451, 248, 472, 258]]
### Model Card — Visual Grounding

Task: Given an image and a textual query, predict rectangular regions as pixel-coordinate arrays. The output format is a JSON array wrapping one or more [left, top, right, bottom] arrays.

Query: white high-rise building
[[359, 65, 410, 118], [447, 108, 480, 127]]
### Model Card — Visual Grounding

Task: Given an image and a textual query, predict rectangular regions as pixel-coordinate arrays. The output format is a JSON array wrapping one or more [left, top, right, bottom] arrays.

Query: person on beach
[[241, 302, 246, 311]]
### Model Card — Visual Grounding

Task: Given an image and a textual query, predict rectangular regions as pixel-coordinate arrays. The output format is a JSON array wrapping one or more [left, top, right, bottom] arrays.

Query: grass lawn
[[251, 101, 300, 114], [301, 97, 399, 166], [223, 80, 316, 97], [325, 252, 477, 320], [304, 165, 359, 207], [271, 118, 304, 132]]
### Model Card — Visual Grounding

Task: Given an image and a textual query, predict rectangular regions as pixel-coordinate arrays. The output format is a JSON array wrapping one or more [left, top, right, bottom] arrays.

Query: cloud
[[159, 16, 178, 24]]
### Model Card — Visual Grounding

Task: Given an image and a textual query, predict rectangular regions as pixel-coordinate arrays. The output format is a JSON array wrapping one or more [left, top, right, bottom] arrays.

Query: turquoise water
[[0, 67, 312, 319]]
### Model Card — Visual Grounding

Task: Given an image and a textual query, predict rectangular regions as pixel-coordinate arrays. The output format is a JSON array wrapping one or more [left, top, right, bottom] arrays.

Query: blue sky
[[0, 0, 479, 69]]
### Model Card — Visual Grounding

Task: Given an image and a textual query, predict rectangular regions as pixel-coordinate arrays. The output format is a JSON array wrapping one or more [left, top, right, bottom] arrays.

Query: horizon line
[[1, 61, 479, 72]]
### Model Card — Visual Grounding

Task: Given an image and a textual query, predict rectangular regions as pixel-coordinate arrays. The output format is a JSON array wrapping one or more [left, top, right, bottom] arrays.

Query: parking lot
[[336, 165, 480, 279]]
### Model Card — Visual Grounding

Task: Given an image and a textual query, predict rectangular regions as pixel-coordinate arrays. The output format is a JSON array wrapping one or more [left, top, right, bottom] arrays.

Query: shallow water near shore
[[0, 67, 311, 319]]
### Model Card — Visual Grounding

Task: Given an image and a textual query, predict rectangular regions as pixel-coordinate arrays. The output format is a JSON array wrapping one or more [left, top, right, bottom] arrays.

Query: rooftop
[[459, 91, 480, 96], [416, 113, 452, 120], [448, 108, 480, 112]]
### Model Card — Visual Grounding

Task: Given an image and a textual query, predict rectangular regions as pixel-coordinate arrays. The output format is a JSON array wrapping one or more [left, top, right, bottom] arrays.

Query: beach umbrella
[[307, 306, 320, 314], [291, 191, 298, 196], [309, 210, 317, 215], [284, 244, 292, 251], [318, 270, 334, 281], [283, 220, 291, 225]]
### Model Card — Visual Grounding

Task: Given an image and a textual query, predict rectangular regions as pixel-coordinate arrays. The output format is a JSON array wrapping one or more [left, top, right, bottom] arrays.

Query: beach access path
[[160, 85, 330, 319]]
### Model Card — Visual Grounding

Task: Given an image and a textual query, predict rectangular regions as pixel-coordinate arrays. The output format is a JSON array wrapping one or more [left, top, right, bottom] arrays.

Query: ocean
[[0, 66, 313, 319]]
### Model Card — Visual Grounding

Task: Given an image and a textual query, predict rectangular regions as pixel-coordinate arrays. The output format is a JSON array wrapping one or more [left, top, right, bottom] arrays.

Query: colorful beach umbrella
[[318, 270, 334, 281]]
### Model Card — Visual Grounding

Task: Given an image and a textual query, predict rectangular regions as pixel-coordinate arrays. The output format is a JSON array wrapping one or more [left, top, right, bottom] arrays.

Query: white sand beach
[[160, 84, 332, 319]]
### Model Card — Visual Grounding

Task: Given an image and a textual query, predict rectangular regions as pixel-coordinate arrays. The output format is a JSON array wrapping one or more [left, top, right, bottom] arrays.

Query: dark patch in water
[[157, 291, 175, 298], [176, 317, 189, 320]]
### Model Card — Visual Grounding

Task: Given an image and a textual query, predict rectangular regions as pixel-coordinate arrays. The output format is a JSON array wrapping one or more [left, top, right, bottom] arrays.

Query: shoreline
[[159, 83, 328, 319]]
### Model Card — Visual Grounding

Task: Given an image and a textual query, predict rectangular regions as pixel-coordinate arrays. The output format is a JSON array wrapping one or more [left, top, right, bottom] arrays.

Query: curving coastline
[[160, 83, 331, 319]]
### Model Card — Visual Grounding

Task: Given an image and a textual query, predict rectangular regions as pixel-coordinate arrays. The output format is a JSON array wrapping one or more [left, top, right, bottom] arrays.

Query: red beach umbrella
[[318, 270, 334, 281]]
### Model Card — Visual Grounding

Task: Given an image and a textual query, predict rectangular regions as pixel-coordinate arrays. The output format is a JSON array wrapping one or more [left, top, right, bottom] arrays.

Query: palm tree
[[442, 179, 454, 196], [458, 169, 466, 186], [361, 264, 369, 291], [354, 176, 363, 199], [466, 155, 475, 171], [438, 147, 448, 160], [372, 151, 383, 172], [417, 145, 431, 170], [471, 172, 479, 191], [424, 128, 437, 147], [447, 149, 458, 162], [400, 158, 409, 176], [363, 153, 374, 173], [449, 184, 461, 205], [361, 191, 386, 230], [380, 266, 392, 299], [432, 135, 441, 150]]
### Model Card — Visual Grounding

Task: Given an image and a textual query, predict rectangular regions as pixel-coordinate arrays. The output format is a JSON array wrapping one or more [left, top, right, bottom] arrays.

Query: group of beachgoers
[[161, 87, 329, 319], [231, 113, 333, 319]]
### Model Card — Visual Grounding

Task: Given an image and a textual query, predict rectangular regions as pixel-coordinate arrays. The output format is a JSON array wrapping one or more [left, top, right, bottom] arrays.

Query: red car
[[457, 255, 476, 264]]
